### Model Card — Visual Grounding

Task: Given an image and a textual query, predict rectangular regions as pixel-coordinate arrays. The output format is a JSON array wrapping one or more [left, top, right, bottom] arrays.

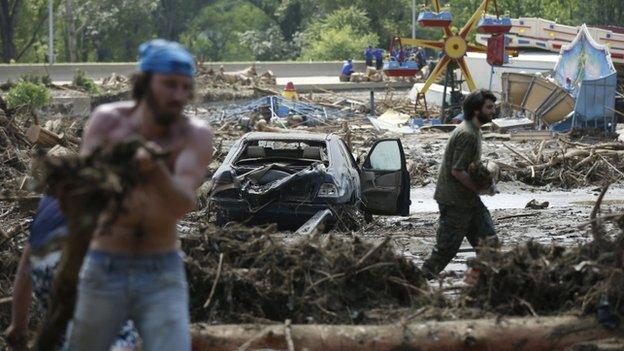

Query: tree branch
[[15, 0, 61, 61]]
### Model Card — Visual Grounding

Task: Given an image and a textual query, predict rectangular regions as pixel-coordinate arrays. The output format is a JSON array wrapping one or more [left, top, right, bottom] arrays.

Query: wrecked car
[[209, 132, 411, 229]]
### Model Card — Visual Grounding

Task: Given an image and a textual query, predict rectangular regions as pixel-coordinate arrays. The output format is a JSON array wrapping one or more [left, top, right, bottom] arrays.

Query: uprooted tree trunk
[[191, 316, 617, 351], [33, 139, 157, 350], [26, 124, 63, 148]]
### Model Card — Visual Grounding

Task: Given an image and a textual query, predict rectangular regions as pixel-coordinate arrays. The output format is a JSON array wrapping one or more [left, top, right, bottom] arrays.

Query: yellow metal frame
[[401, 0, 492, 94]]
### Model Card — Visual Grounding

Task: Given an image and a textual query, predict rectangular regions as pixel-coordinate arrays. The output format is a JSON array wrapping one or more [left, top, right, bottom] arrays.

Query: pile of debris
[[100, 73, 130, 92], [0, 235, 24, 329], [196, 64, 277, 102], [183, 224, 442, 324], [502, 139, 624, 188], [407, 155, 434, 186], [462, 189, 624, 318], [217, 95, 350, 128], [348, 67, 384, 83], [0, 107, 31, 193]]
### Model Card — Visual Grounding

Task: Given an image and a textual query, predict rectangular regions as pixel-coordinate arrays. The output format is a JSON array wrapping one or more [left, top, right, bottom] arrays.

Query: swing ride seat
[[383, 59, 420, 77], [417, 11, 452, 27], [477, 17, 512, 34]]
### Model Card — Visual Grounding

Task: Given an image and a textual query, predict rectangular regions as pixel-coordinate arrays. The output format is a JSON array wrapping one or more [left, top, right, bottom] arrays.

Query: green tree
[[301, 26, 377, 60], [181, 0, 274, 61], [0, 0, 57, 63], [51, 0, 159, 62], [299, 6, 379, 60], [6, 81, 50, 113], [239, 25, 300, 61], [5, 0, 624, 63], [154, 0, 216, 41]]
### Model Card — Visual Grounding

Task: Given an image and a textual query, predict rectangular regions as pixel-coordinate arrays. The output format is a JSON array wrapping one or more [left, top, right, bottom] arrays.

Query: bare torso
[[82, 101, 213, 254]]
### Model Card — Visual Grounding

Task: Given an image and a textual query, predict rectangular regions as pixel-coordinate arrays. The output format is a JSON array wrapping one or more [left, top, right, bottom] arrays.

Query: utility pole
[[66, 0, 77, 62], [412, 0, 416, 39], [48, 0, 55, 64]]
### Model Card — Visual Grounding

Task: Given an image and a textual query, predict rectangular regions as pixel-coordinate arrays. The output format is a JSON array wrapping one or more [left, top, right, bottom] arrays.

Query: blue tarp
[[550, 74, 618, 133], [220, 95, 348, 124]]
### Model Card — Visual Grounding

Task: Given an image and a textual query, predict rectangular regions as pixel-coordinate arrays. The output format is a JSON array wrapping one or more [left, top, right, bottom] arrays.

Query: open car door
[[360, 139, 411, 216]]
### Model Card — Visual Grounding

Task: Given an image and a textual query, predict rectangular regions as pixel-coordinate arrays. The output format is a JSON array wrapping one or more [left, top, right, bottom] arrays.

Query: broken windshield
[[234, 140, 329, 166]]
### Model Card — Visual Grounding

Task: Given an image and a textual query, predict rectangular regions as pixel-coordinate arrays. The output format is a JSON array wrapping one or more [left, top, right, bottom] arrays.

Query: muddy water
[[410, 183, 624, 213], [394, 183, 624, 289]]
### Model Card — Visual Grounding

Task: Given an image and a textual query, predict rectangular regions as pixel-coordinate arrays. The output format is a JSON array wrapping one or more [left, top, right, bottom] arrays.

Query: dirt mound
[[184, 224, 443, 324], [461, 234, 624, 317]]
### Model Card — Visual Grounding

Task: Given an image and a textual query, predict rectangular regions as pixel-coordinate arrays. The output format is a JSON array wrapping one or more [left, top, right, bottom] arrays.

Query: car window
[[235, 140, 328, 164], [367, 140, 401, 171]]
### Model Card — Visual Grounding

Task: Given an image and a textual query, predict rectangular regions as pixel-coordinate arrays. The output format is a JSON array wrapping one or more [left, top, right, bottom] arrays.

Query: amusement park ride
[[383, 0, 514, 113]]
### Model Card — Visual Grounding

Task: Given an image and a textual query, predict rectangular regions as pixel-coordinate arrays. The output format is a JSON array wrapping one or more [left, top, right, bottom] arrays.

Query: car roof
[[241, 132, 336, 142]]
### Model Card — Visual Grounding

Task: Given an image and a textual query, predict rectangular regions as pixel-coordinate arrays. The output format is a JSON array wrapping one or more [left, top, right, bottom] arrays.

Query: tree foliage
[[181, 0, 274, 61], [0, 0, 623, 63], [300, 7, 378, 60], [239, 25, 301, 61], [6, 81, 50, 112]]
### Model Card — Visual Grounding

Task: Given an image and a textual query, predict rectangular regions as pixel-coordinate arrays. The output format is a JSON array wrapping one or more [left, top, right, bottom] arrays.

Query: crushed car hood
[[223, 163, 331, 213]]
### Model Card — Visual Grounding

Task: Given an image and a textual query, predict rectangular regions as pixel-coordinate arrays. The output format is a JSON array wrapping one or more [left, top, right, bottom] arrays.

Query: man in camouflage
[[422, 89, 499, 279]]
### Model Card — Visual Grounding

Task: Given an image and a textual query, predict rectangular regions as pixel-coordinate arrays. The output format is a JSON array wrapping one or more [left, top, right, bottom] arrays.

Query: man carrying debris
[[422, 89, 499, 279], [65, 39, 213, 350]]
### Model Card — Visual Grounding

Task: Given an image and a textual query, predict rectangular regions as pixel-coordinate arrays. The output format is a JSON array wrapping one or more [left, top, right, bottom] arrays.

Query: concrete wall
[[0, 61, 368, 83]]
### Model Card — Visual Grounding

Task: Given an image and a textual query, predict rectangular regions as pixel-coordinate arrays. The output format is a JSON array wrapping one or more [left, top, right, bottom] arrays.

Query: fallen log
[[191, 316, 617, 351]]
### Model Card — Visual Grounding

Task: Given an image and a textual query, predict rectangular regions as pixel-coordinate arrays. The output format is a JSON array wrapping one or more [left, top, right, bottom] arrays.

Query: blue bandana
[[138, 39, 196, 77]]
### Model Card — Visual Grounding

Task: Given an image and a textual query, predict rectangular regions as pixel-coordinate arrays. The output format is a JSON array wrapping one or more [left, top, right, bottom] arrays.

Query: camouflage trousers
[[422, 199, 498, 277]]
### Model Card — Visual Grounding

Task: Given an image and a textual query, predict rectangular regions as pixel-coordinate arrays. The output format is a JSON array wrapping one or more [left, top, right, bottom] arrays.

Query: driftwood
[[506, 139, 624, 188], [26, 124, 63, 147], [191, 316, 617, 351]]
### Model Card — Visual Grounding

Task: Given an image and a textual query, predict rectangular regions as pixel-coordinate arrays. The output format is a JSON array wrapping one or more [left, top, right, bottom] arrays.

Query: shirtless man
[[65, 39, 213, 351]]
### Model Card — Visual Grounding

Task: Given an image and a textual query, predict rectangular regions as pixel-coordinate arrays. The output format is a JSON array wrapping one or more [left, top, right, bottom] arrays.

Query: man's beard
[[146, 90, 183, 126], [476, 111, 492, 125]]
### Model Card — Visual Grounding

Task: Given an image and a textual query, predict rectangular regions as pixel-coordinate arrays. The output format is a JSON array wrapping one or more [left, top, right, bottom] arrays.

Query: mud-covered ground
[[187, 96, 624, 293], [2, 85, 624, 348]]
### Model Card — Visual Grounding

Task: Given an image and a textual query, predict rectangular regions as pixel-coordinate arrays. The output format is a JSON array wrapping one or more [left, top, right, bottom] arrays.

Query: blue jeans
[[30, 250, 138, 349], [65, 250, 190, 351]]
